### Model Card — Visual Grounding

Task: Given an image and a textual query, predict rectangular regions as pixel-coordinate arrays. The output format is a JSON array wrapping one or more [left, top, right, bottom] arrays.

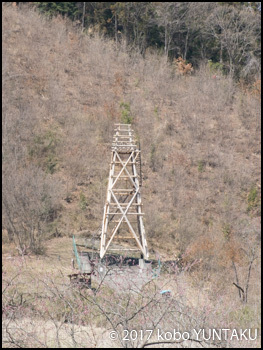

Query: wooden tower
[[100, 124, 149, 259]]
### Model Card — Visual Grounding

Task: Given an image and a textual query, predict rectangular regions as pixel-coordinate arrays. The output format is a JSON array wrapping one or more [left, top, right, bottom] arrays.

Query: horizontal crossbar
[[108, 248, 140, 251], [110, 220, 138, 223], [111, 161, 136, 164], [111, 175, 138, 178], [107, 213, 144, 215]]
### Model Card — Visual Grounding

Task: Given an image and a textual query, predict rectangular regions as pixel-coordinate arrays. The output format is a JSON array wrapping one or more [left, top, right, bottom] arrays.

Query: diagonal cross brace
[[111, 151, 135, 188], [102, 188, 144, 255], [111, 189, 144, 252], [111, 150, 140, 189], [100, 124, 148, 259]]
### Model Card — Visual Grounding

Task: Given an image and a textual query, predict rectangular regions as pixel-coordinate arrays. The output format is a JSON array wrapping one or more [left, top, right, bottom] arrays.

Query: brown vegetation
[[2, 4, 261, 348], [174, 57, 193, 75]]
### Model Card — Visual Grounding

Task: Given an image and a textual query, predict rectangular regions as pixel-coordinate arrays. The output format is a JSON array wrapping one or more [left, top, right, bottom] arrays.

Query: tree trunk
[[164, 23, 168, 59], [82, 2, 86, 31], [115, 12, 118, 47], [232, 260, 241, 299], [184, 28, 189, 60], [220, 40, 223, 63]]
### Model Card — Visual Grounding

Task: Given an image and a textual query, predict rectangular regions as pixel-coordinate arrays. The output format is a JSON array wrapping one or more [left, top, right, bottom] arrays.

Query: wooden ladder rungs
[[110, 220, 138, 222], [107, 213, 144, 215], [112, 175, 138, 178], [109, 203, 142, 206], [108, 248, 140, 251], [111, 162, 136, 164]]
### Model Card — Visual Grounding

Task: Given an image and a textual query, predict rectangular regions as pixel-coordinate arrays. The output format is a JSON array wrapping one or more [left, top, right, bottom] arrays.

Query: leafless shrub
[[2, 164, 63, 254], [2, 5, 261, 333], [3, 259, 249, 348]]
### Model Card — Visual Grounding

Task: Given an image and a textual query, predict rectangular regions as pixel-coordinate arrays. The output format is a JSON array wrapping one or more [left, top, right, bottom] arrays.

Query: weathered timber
[[100, 124, 149, 259]]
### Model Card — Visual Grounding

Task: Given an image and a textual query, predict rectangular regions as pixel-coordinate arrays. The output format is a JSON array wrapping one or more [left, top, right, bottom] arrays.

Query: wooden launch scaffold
[[100, 124, 149, 259]]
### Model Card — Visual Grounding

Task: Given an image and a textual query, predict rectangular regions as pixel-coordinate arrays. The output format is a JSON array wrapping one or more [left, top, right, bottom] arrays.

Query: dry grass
[[2, 4, 261, 347]]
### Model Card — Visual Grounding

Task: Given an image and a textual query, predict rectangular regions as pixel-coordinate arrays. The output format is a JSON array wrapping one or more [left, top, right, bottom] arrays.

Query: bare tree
[[2, 164, 63, 254], [232, 246, 258, 303], [154, 2, 183, 59], [2, 259, 227, 348], [206, 4, 261, 78]]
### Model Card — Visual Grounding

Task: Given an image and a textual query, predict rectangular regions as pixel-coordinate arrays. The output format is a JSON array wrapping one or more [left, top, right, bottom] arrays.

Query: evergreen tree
[[37, 2, 80, 20], [34, 2, 260, 81]]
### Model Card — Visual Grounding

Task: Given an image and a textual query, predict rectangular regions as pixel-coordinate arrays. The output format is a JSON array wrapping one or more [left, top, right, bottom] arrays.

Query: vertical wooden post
[[100, 124, 149, 259]]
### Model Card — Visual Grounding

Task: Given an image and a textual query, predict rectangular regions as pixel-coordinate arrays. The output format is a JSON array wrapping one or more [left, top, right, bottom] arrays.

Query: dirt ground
[[92, 262, 153, 292]]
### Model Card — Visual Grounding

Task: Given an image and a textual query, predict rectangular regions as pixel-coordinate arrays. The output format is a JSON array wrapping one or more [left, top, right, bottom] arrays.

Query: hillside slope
[[2, 4, 261, 348], [2, 4, 261, 282]]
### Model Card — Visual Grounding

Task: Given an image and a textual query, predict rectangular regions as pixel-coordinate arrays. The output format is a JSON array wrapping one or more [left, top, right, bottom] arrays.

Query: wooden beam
[[100, 124, 149, 259]]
